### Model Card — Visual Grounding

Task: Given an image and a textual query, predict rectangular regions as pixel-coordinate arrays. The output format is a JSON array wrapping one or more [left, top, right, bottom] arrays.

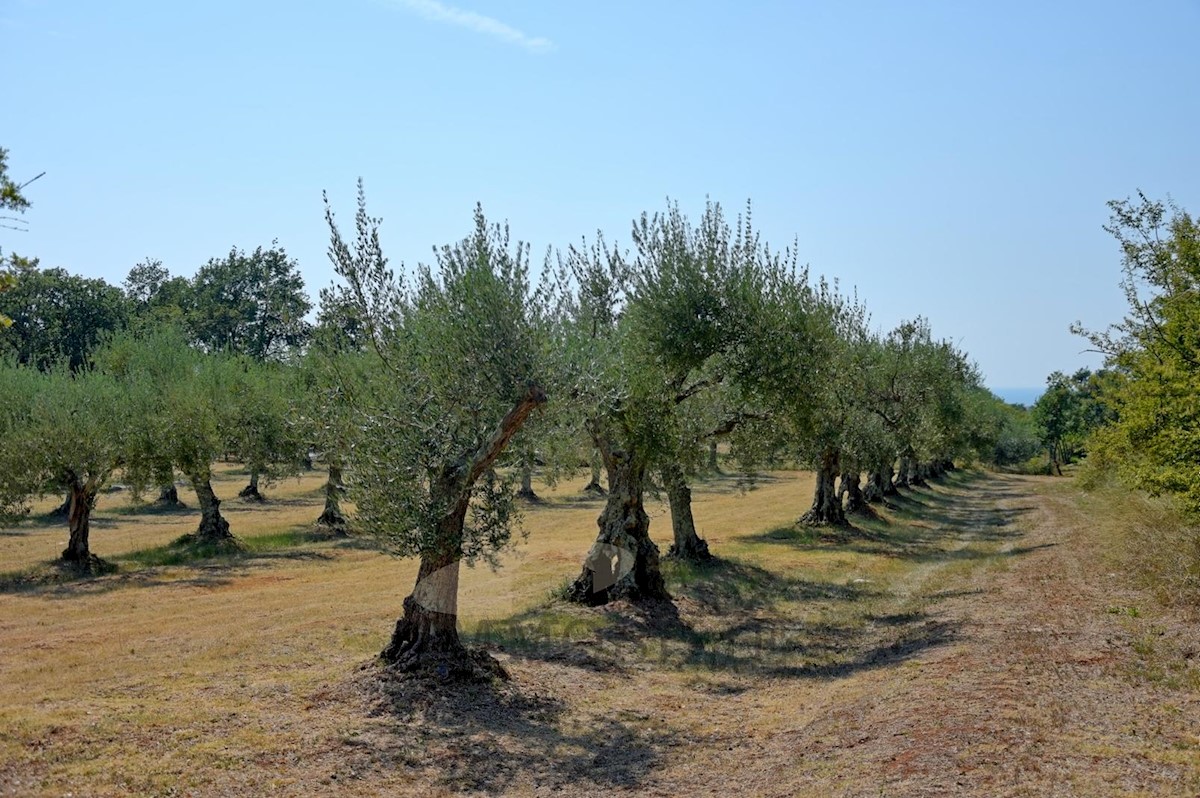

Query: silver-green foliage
[[324, 184, 546, 565]]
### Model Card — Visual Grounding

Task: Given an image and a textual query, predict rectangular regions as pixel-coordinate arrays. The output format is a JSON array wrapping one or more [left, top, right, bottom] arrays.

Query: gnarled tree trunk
[[582, 448, 606, 496], [50, 490, 71, 518], [61, 479, 98, 567], [664, 462, 711, 561], [316, 462, 346, 532], [191, 474, 234, 543], [881, 462, 899, 496], [801, 447, 846, 526], [238, 470, 264, 501], [155, 483, 185, 509], [894, 453, 914, 489], [864, 462, 899, 502], [707, 440, 720, 473], [910, 459, 929, 487], [863, 470, 883, 503], [517, 455, 539, 501], [568, 440, 668, 605], [381, 497, 470, 671], [840, 469, 868, 515], [382, 385, 546, 677]]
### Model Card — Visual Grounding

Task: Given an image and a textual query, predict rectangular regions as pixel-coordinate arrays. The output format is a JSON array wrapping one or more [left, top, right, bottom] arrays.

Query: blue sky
[[3, 0, 1198, 391]]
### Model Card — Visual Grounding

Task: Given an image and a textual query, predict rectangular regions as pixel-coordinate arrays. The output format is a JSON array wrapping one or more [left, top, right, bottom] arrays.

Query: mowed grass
[[0, 465, 1023, 796]]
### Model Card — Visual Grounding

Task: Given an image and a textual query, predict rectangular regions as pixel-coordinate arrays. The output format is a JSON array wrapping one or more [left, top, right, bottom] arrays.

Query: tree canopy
[[1074, 193, 1200, 510]]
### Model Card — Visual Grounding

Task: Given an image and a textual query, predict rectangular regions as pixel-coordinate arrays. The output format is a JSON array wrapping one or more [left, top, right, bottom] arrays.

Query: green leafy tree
[[0, 263, 130, 370], [226, 358, 307, 501], [1073, 192, 1200, 507], [187, 241, 311, 360], [325, 185, 546, 676], [0, 361, 131, 569], [103, 326, 239, 544], [124, 258, 191, 329], [1031, 369, 1108, 474], [0, 271, 14, 329], [793, 283, 869, 526], [1, 146, 44, 328]]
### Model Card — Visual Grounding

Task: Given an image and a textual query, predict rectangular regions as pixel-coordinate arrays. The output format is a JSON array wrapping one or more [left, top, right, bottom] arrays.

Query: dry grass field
[[2, 465, 1199, 796]]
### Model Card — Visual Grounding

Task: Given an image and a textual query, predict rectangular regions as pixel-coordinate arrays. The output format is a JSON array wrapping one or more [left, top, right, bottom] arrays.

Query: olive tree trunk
[[664, 462, 711, 561], [155, 483, 185, 508], [568, 440, 668, 605], [707, 440, 720, 473], [801, 447, 846, 526], [863, 471, 882, 503], [517, 455, 539, 501], [315, 462, 346, 532], [839, 469, 868, 515], [381, 385, 546, 676], [582, 448, 606, 496], [61, 479, 98, 566], [910, 459, 929, 487], [191, 473, 233, 543], [381, 498, 470, 671], [894, 453, 914, 489], [238, 470, 264, 501], [50, 490, 71, 518]]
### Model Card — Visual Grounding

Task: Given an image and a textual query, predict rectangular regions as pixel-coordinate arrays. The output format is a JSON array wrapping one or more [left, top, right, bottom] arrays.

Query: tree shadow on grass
[[338, 668, 674, 793], [0, 528, 337, 598], [468, 556, 956, 685], [745, 475, 1037, 564]]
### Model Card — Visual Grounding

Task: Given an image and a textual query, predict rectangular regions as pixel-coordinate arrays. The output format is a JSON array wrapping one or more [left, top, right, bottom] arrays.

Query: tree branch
[[675, 374, 724, 405], [702, 411, 768, 440], [464, 383, 548, 488]]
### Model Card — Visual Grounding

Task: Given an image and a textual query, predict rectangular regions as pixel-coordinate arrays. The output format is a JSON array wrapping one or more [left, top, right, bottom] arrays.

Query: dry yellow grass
[[0, 465, 822, 795], [4, 467, 1195, 796]]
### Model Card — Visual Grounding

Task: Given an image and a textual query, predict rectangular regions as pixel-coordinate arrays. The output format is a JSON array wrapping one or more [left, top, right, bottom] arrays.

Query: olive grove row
[[0, 185, 1024, 676]]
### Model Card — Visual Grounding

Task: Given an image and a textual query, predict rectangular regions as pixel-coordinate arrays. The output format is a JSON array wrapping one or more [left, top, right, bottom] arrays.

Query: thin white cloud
[[386, 0, 555, 53]]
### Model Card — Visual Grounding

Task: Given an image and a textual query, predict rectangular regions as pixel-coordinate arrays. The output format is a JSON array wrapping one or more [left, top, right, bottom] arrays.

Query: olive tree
[[0, 361, 131, 569], [226, 358, 307, 501], [103, 326, 239, 544], [556, 200, 817, 596], [325, 185, 546, 676]]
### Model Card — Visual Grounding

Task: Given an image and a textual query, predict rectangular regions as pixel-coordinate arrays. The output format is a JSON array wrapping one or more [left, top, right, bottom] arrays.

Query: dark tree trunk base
[[238, 484, 265, 501], [845, 490, 874, 517], [381, 596, 507, 681], [839, 470, 871, 517], [568, 447, 668, 607], [582, 478, 607, 497], [154, 484, 187, 510], [49, 495, 71, 519], [803, 449, 847, 527], [665, 465, 712, 562], [193, 477, 235, 544], [196, 513, 234, 542], [314, 464, 347, 534], [567, 528, 669, 606], [57, 553, 116, 576], [315, 508, 348, 535], [800, 507, 850, 526], [516, 487, 541, 503], [666, 537, 713, 561]]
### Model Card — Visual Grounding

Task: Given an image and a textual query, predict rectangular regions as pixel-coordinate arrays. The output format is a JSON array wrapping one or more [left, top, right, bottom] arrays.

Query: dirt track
[[717, 474, 1200, 797]]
